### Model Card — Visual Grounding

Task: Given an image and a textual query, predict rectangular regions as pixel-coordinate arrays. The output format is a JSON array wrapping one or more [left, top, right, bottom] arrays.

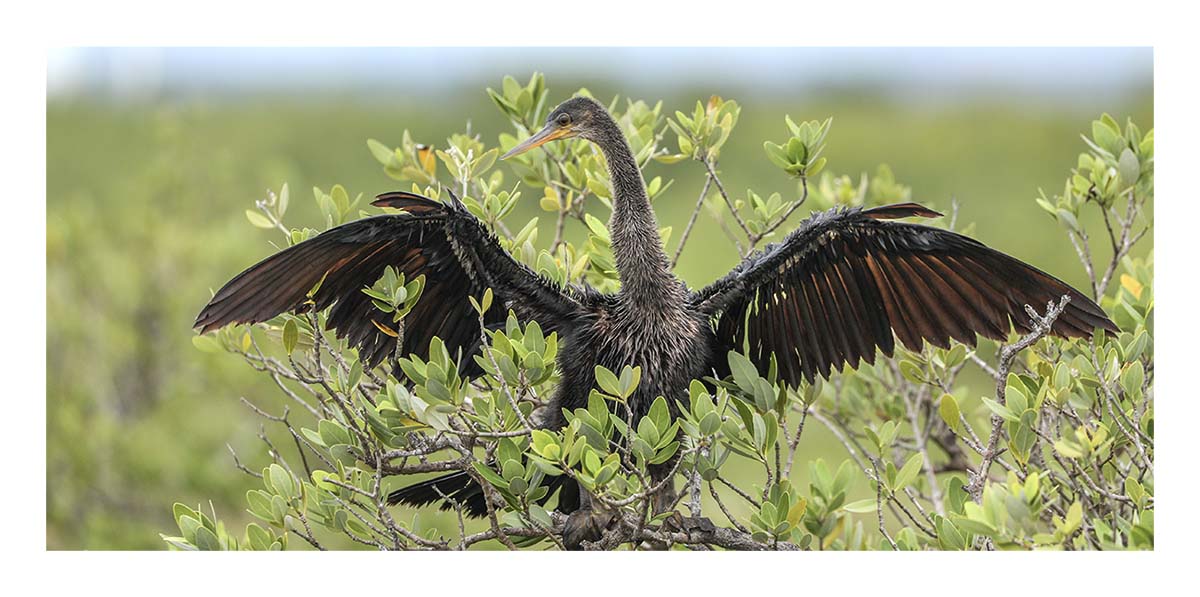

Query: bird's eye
[[556, 113, 572, 127]]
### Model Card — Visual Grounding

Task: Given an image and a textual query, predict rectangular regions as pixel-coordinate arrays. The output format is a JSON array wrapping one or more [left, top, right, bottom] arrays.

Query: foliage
[[153, 76, 1151, 550]]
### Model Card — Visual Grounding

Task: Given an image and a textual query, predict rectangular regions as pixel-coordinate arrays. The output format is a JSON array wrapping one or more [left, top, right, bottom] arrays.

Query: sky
[[48, 47, 1152, 104]]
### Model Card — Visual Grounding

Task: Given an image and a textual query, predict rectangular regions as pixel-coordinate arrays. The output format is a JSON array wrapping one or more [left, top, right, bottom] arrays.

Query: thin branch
[[699, 157, 749, 255], [905, 391, 945, 516], [671, 173, 714, 267], [872, 459, 899, 551], [748, 176, 809, 248]]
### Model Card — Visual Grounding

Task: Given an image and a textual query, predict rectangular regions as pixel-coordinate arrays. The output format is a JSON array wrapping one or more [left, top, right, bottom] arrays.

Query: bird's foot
[[661, 512, 716, 535], [562, 508, 616, 550]]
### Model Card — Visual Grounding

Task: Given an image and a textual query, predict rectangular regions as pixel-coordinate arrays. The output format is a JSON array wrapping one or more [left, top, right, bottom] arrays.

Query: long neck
[[592, 118, 682, 310]]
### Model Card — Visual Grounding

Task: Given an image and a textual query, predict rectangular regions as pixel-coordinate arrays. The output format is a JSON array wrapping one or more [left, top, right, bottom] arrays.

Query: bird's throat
[[595, 122, 682, 310]]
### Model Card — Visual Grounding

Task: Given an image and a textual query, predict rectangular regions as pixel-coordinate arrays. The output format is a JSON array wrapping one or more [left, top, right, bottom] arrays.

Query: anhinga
[[196, 96, 1116, 548]]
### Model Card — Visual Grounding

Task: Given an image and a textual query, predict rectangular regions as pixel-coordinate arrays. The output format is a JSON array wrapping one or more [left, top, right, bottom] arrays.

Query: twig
[[226, 444, 263, 479], [671, 173, 713, 267], [784, 405, 811, 479], [716, 475, 761, 508], [905, 391, 945, 516], [748, 176, 809, 248], [700, 157, 748, 255], [709, 482, 750, 534], [872, 459, 899, 551]]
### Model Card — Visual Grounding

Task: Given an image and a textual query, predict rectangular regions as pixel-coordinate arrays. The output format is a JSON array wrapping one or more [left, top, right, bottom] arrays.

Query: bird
[[195, 95, 1117, 548]]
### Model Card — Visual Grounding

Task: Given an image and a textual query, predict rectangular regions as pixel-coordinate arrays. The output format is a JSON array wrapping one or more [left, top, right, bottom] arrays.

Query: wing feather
[[812, 267, 846, 378], [795, 274, 833, 378], [694, 203, 1118, 386], [196, 191, 582, 374], [822, 261, 859, 368]]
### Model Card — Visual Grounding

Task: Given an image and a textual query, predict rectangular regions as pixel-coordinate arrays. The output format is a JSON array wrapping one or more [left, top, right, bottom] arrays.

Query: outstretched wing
[[195, 191, 583, 372], [692, 203, 1117, 386]]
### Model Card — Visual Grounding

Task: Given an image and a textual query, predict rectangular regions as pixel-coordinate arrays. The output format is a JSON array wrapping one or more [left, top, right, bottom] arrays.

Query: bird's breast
[[578, 307, 714, 419]]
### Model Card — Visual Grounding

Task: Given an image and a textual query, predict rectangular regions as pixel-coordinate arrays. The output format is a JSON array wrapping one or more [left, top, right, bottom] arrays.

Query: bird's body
[[196, 96, 1117, 548], [552, 292, 714, 426]]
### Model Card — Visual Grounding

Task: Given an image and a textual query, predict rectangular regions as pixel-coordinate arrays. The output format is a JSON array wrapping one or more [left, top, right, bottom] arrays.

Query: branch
[[700, 157, 748, 256], [967, 296, 1071, 501], [872, 459, 899, 551], [904, 390, 945, 516], [671, 173, 714, 267], [748, 176, 809, 249], [583, 511, 800, 551]]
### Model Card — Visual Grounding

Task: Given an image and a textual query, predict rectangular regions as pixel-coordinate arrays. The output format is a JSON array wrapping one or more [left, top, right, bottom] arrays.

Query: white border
[[11, 1, 1197, 595]]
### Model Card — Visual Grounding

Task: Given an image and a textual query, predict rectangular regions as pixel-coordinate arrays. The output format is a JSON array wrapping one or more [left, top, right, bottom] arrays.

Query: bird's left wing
[[195, 191, 584, 374], [691, 203, 1117, 386]]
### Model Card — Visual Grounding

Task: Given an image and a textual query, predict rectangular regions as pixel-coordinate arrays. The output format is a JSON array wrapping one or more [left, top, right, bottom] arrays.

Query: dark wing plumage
[[693, 202, 1117, 386], [195, 191, 582, 373]]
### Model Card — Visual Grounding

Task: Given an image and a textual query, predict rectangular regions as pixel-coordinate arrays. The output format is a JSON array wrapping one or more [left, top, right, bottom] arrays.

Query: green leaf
[[952, 515, 996, 538], [172, 503, 198, 527], [178, 514, 202, 543], [367, 139, 394, 165], [728, 351, 760, 394], [1054, 439, 1083, 459], [843, 498, 878, 513], [583, 213, 610, 241], [893, 453, 924, 491], [246, 490, 275, 523], [245, 209, 274, 229], [899, 360, 924, 383], [480, 288, 494, 315], [1055, 208, 1079, 232], [938, 518, 966, 550], [472, 462, 507, 488], [1005, 376, 1028, 414], [268, 464, 296, 500], [1061, 501, 1083, 535], [594, 366, 621, 397], [330, 184, 350, 215], [938, 393, 961, 433], [647, 395, 669, 432], [1092, 118, 1122, 155], [763, 141, 791, 169], [786, 497, 808, 526], [474, 148, 499, 174], [278, 183, 290, 216], [982, 397, 1018, 422], [193, 526, 222, 551], [786, 137, 806, 163], [1118, 147, 1140, 186], [618, 366, 642, 399], [282, 319, 298, 355], [806, 156, 827, 177], [649, 440, 680, 465], [318, 420, 352, 447], [191, 335, 220, 353], [1121, 360, 1145, 397], [1124, 477, 1146, 506], [531, 430, 556, 458]]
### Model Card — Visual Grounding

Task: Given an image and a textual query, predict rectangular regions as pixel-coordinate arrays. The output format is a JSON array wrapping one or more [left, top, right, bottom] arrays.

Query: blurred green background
[[46, 48, 1151, 549]]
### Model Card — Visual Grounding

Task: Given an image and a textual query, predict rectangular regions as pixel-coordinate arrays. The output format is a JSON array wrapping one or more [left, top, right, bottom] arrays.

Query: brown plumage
[[695, 202, 1117, 385]]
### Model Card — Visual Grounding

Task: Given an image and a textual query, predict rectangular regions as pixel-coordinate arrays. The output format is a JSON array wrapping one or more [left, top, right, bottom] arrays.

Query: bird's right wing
[[195, 191, 584, 372], [691, 203, 1117, 386]]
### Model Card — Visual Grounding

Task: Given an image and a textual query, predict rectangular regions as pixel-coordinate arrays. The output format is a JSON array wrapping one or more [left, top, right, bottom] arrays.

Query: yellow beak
[[501, 124, 572, 159]]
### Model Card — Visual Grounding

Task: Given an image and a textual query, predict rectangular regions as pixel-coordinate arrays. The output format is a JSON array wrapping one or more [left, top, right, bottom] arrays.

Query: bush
[[164, 74, 1152, 551]]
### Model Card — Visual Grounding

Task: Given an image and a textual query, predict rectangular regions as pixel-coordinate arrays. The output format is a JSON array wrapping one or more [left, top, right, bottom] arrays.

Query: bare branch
[[968, 296, 1071, 502]]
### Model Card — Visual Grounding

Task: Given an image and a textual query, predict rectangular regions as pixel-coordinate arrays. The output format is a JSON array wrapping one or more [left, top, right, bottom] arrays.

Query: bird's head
[[501, 96, 608, 159]]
